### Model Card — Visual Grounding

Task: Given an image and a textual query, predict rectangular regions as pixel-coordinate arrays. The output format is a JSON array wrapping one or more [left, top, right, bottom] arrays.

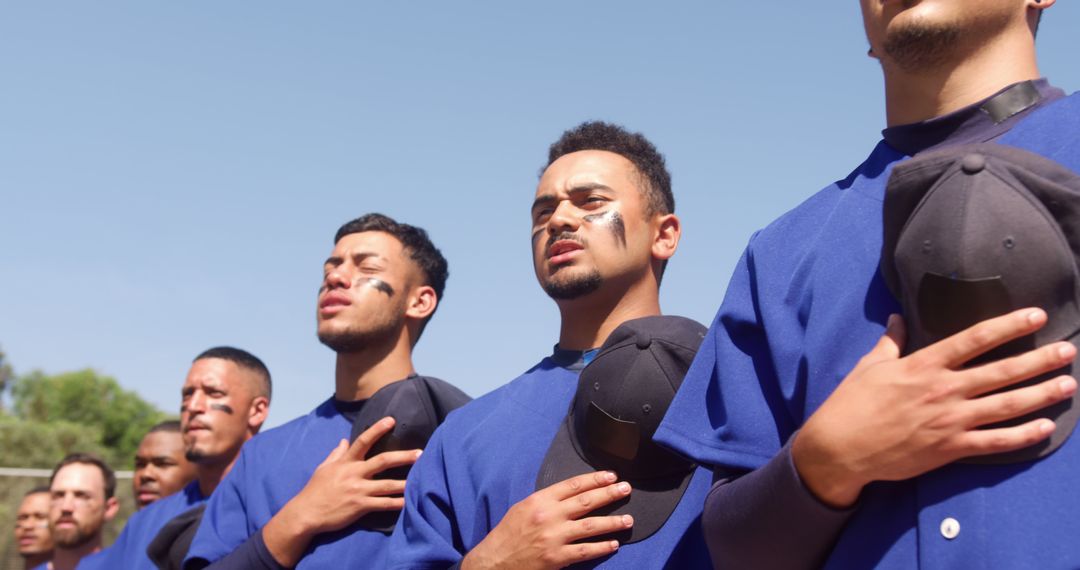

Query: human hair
[[147, 420, 182, 434], [50, 453, 116, 500], [545, 121, 674, 216], [334, 213, 449, 337], [193, 346, 272, 400], [24, 485, 51, 497]]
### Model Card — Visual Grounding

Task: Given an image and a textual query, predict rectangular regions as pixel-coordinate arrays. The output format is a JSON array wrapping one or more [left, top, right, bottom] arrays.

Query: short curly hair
[[545, 121, 674, 216]]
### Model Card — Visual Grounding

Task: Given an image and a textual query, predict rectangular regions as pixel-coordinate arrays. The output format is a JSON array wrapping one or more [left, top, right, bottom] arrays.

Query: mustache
[[545, 231, 587, 252]]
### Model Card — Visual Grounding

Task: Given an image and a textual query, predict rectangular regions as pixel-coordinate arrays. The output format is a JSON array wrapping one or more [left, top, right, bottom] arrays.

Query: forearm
[[260, 500, 320, 568], [704, 441, 856, 570]]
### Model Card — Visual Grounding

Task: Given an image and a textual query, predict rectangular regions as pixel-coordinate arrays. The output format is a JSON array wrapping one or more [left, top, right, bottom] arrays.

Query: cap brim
[[962, 331, 1079, 464], [535, 415, 693, 544]]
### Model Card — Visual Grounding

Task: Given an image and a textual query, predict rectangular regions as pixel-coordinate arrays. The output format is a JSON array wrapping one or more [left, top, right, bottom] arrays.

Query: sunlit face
[[180, 358, 262, 466], [860, 0, 1028, 71], [49, 463, 115, 549], [133, 430, 196, 509], [317, 231, 415, 352], [531, 150, 658, 301], [15, 492, 53, 558]]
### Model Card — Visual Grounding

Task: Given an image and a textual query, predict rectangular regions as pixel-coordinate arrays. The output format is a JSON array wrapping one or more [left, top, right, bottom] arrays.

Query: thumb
[[319, 439, 350, 467], [862, 314, 906, 366]]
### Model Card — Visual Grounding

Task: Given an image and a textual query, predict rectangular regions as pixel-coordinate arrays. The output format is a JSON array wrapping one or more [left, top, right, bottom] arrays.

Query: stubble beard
[[53, 523, 97, 550], [542, 269, 603, 300], [882, 10, 1010, 73], [317, 312, 403, 354]]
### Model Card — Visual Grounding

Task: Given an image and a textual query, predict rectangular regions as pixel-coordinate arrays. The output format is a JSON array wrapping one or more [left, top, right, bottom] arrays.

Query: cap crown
[[569, 316, 705, 479], [884, 148, 1080, 356]]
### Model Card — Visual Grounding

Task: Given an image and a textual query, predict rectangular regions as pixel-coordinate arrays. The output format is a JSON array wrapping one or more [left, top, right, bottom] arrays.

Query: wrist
[[791, 431, 866, 509], [276, 498, 323, 540]]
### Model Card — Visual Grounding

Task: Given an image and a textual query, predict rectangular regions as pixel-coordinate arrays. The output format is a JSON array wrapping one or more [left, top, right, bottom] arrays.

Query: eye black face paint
[[583, 210, 627, 247], [210, 403, 234, 414], [363, 278, 395, 296]]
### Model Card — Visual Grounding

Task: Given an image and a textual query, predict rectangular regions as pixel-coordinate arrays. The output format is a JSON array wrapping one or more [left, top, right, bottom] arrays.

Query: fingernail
[[886, 314, 898, 328], [415, 450, 423, 458], [610, 541, 620, 551], [1059, 378, 1077, 397], [1040, 420, 1056, 435], [622, 515, 634, 527], [1059, 344, 1077, 360], [604, 471, 617, 482], [1028, 310, 1046, 326], [382, 418, 394, 427], [617, 482, 631, 493]]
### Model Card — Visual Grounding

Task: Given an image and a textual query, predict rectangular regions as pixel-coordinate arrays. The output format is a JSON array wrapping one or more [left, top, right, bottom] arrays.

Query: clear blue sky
[[2, 3, 1078, 428]]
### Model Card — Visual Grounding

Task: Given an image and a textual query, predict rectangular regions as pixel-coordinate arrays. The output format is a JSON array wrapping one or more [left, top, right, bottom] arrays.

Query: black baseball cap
[[535, 315, 706, 543], [350, 375, 471, 532], [881, 143, 1080, 463]]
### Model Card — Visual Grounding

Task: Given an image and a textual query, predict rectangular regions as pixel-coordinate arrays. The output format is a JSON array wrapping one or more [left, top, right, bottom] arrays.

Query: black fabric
[[703, 440, 856, 570], [349, 375, 472, 533], [881, 143, 1080, 462], [193, 530, 288, 570], [882, 79, 1065, 156], [332, 397, 367, 425], [148, 504, 206, 570], [536, 315, 706, 543]]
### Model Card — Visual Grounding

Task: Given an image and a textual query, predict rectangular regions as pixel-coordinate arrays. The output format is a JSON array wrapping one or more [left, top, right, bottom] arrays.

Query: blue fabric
[[185, 397, 392, 569], [656, 92, 1080, 569], [387, 353, 711, 569], [79, 482, 206, 569]]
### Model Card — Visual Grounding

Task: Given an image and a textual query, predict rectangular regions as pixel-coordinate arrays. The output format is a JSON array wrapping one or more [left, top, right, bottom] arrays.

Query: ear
[[104, 497, 120, 521], [1028, 0, 1055, 28], [405, 285, 438, 322], [247, 396, 270, 433], [651, 213, 681, 262]]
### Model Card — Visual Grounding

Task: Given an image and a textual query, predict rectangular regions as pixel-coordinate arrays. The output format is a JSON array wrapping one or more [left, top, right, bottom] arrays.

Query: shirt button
[[940, 517, 960, 540]]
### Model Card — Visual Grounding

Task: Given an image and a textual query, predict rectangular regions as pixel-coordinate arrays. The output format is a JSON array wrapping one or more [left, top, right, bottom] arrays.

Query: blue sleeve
[[655, 236, 789, 470], [386, 428, 464, 570], [185, 446, 254, 568]]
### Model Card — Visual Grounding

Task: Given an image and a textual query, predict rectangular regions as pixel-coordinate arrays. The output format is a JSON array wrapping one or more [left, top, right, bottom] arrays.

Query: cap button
[[961, 154, 985, 174], [636, 335, 652, 350]]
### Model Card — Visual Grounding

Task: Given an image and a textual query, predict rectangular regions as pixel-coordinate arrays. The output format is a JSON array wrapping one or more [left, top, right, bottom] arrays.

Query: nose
[[187, 390, 207, 414], [546, 200, 581, 236], [323, 267, 349, 291]]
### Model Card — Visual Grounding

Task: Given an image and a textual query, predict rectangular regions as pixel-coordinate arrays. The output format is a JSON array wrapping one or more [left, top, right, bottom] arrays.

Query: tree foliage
[[0, 346, 12, 413], [3, 368, 169, 469]]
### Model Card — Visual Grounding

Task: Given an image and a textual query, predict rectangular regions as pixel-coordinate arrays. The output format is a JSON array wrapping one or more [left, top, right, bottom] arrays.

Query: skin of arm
[[793, 310, 1077, 508], [460, 471, 635, 570], [260, 418, 422, 567]]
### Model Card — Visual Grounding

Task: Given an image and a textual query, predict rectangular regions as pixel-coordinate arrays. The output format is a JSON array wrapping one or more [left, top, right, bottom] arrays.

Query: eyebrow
[[323, 251, 385, 267], [531, 183, 614, 213]]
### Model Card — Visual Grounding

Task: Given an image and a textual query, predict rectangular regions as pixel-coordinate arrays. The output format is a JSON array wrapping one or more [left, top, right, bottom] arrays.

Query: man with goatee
[[185, 213, 468, 569]]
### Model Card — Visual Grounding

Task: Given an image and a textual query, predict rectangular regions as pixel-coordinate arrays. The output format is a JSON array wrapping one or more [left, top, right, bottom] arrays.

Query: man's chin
[[54, 529, 92, 549], [542, 271, 603, 300]]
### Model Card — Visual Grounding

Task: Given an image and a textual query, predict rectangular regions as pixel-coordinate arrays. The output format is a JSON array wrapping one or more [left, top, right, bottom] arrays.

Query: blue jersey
[[185, 397, 391, 568], [387, 351, 711, 569], [656, 92, 1080, 568], [79, 482, 206, 569]]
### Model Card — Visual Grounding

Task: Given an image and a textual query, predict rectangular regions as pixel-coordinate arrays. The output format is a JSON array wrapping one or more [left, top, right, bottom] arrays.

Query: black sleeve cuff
[[703, 437, 856, 570], [200, 530, 290, 570]]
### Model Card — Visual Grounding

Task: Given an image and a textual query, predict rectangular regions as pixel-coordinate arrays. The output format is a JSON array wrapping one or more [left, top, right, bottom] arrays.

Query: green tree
[[7, 369, 169, 468], [0, 346, 12, 414]]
